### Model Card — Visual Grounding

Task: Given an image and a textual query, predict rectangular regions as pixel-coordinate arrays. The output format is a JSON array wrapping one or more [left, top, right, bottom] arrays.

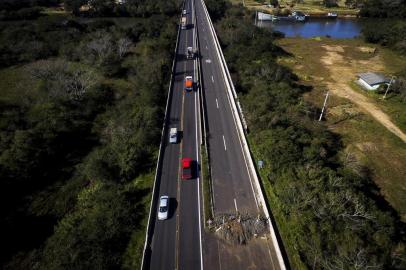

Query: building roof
[[358, 72, 390, 86]]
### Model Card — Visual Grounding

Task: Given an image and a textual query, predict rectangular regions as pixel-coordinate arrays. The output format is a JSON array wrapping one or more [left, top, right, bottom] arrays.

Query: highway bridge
[[142, 0, 286, 269]]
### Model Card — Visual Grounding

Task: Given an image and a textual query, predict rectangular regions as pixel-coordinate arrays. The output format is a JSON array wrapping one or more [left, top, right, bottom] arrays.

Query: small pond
[[257, 18, 363, 38]]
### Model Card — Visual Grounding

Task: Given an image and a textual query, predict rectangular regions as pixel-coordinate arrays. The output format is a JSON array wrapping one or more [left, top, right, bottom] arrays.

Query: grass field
[[276, 37, 406, 221]]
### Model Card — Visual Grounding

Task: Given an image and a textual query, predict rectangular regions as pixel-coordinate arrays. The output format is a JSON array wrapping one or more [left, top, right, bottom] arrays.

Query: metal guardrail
[[140, 2, 185, 269], [199, 0, 287, 269]]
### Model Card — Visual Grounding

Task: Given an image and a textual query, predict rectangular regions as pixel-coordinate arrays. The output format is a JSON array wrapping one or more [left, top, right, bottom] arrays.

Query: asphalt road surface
[[148, 0, 203, 269], [147, 0, 282, 269], [195, 0, 283, 269], [195, 0, 259, 216]]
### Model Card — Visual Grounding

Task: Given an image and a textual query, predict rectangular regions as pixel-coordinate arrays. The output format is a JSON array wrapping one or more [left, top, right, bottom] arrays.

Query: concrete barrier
[[140, 3, 185, 269], [199, 1, 286, 269]]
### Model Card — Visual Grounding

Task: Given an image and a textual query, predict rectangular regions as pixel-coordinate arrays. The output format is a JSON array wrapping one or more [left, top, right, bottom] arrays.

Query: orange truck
[[184, 76, 193, 91]]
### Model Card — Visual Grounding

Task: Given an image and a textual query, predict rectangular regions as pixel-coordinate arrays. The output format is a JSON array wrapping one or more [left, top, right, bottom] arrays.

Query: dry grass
[[277, 37, 406, 221]]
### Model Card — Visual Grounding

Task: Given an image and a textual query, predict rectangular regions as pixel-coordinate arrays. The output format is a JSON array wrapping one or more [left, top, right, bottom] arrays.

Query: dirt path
[[321, 45, 406, 143]]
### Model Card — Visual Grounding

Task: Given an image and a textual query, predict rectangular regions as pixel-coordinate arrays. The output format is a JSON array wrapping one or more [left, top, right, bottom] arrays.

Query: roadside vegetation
[[201, 147, 214, 223], [360, 0, 406, 55], [0, 0, 180, 269], [206, 0, 406, 269], [230, 0, 361, 16]]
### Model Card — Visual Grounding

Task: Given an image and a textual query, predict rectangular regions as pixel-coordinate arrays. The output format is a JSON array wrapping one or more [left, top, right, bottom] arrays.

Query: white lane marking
[[202, 0, 261, 211], [190, 0, 203, 269], [211, 76, 214, 83], [217, 241, 223, 270], [234, 198, 238, 213], [216, 98, 219, 109], [194, 65, 204, 270], [205, 45, 208, 50], [222, 135, 227, 151]]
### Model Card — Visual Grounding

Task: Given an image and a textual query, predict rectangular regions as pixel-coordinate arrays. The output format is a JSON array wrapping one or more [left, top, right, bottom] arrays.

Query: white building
[[357, 72, 390, 91]]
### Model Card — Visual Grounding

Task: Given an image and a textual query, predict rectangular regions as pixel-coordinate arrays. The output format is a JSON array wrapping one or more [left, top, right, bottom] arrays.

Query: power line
[[318, 91, 329, 121]]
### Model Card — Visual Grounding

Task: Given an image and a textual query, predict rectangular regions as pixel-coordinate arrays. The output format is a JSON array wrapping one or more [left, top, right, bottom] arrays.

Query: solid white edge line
[[196, 95, 204, 270], [193, 1, 204, 269], [195, 62, 204, 270]]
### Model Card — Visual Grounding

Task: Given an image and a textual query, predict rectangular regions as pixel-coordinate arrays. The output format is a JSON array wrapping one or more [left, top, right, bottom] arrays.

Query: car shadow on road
[[192, 160, 200, 179], [169, 198, 178, 219], [177, 130, 183, 142]]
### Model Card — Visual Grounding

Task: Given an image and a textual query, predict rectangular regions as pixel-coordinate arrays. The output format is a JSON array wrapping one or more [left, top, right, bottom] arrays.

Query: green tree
[[64, 0, 87, 15], [323, 0, 338, 7], [89, 0, 115, 16], [41, 182, 136, 270], [205, 0, 228, 21]]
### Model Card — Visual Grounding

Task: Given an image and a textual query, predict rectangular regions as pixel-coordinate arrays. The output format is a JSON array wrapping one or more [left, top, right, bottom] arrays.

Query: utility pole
[[383, 76, 395, 99], [318, 91, 329, 121]]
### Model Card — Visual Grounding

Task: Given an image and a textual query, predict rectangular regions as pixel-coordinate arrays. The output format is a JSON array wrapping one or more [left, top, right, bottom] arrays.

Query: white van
[[169, 128, 177, 144]]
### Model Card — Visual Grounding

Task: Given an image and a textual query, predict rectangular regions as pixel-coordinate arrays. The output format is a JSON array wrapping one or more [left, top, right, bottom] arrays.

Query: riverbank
[[276, 37, 406, 221], [231, 0, 359, 16]]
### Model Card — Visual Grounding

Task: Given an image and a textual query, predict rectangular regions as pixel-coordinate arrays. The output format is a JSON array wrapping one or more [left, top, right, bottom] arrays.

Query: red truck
[[181, 158, 192, 180]]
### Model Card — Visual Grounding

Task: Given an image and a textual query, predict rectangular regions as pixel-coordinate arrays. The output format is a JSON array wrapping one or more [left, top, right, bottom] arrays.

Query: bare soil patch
[[277, 38, 406, 221], [321, 45, 406, 143]]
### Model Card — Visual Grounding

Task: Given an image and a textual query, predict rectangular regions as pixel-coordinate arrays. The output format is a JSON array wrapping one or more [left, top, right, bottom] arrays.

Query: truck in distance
[[184, 76, 193, 91], [169, 127, 178, 144], [181, 16, 187, 29]]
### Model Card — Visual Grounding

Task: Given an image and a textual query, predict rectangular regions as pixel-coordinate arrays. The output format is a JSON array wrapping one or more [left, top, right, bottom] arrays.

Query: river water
[[257, 18, 363, 38]]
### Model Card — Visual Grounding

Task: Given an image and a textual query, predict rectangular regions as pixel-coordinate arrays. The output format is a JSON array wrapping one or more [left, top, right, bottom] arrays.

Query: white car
[[183, 9, 187, 15], [158, 195, 169, 220], [169, 127, 178, 144]]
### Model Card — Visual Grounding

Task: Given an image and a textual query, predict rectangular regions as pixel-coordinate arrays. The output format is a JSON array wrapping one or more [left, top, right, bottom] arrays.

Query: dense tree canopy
[[360, 0, 406, 18], [0, 1, 180, 268]]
